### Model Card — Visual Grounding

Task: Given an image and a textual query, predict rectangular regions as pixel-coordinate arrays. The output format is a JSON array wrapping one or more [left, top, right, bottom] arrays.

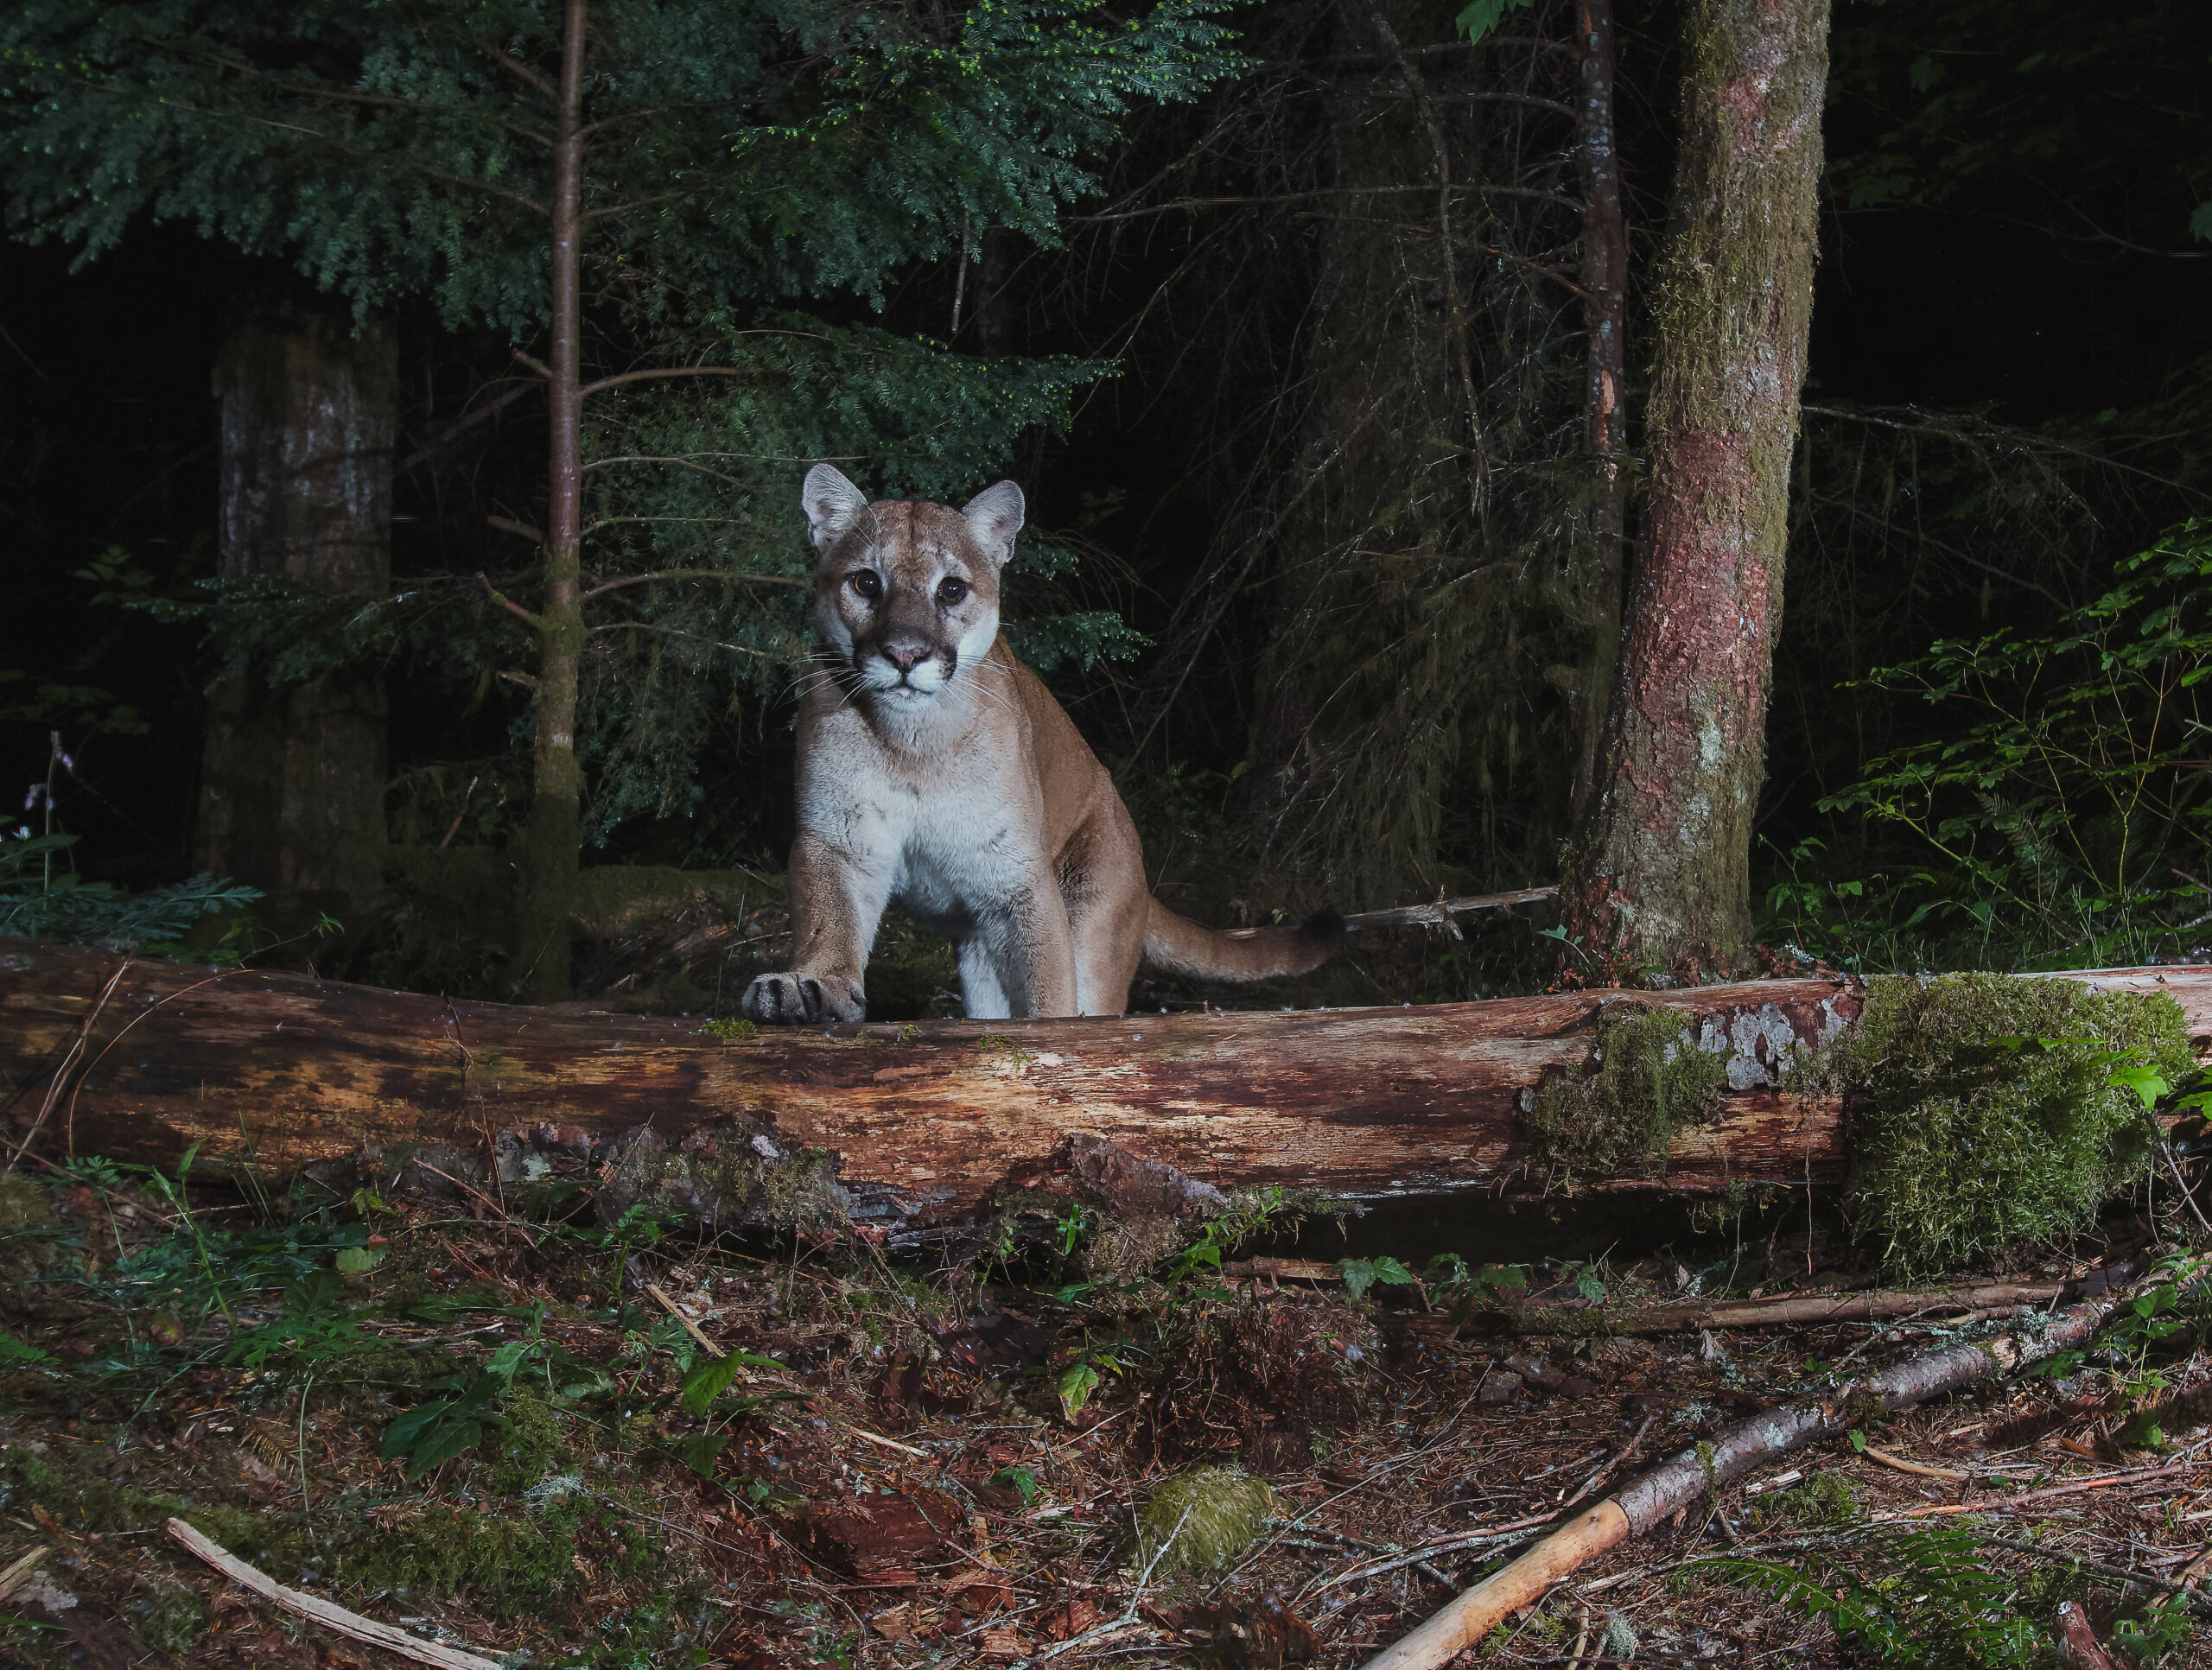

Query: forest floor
[[2, 1166, 2209, 1670]]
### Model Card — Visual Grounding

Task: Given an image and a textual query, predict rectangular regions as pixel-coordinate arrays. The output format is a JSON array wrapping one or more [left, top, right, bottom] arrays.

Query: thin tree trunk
[[514, 0, 590, 1004], [196, 312, 395, 916], [1568, 0, 1628, 822], [1563, 0, 1830, 980]]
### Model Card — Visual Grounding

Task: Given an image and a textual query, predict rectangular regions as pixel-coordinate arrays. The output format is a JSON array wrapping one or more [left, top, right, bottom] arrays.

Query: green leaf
[[672, 1432, 731, 1477], [333, 1246, 383, 1273], [1057, 1361, 1101, 1419], [986, 1465, 1039, 1504], [682, 1355, 743, 1418], [1454, 0, 1533, 45], [2104, 1062, 2168, 1109]]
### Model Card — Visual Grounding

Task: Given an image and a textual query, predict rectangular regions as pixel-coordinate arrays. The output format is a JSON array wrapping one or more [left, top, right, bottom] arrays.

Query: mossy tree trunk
[[195, 311, 396, 917], [1563, 0, 1830, 981]]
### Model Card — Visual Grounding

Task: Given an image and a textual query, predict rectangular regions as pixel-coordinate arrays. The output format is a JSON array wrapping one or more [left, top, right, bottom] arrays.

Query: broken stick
[[164, 1519, 509, 1670], [1357, 1264, 2186, 1670]]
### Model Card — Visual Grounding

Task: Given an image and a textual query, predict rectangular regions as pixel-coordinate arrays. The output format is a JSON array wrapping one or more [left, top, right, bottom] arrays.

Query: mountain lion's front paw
[[741, 972, 866, 1025]]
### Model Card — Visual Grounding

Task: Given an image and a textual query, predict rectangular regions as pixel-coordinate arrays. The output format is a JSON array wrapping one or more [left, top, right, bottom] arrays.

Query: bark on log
[[3, 938, 2209, 1233]]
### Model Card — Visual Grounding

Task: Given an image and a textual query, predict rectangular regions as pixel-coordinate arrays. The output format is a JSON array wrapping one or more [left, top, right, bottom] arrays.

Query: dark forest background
[[3, 0, 2208, 1010]]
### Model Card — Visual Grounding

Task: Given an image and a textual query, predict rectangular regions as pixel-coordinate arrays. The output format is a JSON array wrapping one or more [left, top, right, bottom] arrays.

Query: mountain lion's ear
[[962, 480, 1025, 568], [802, 463, 868, 553]]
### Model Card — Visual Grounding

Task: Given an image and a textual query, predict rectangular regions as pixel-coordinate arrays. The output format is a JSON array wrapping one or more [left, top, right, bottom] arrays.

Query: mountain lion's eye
[[938, 577, 969, 606], [850, 570, 882, 600]]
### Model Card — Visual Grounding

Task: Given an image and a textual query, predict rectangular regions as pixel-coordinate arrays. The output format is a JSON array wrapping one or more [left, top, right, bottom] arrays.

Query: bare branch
[[476, 570, 543, 630], [578, 366, 749, 397], [589, 621, 766, 657], [398, 382, 541, 473], [474, 39, 558, 101], [512, 348, 553, 379], [486, 515, 547, 544]]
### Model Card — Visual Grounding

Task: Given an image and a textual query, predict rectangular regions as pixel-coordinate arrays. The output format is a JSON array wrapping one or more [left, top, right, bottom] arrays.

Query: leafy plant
[[1810, 518, 2212, 970], [1054, 1343, 1123, 1419], [0, 831, 259, 952], [1705, 1527, 2048, 1667], [1337, 1255, 1417, 1302]]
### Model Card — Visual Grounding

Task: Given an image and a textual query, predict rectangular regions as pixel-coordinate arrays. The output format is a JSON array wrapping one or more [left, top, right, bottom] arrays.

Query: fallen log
[[1, 938, 2208, 1234]]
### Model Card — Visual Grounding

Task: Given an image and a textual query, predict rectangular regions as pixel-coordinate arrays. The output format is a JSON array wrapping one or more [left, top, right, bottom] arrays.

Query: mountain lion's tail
[[1141, 899, 1346, 981]]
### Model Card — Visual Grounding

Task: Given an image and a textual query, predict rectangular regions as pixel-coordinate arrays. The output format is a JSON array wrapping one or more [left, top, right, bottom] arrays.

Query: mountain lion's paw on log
[[749, 463, 1345, 1025], [740, 970, 866, 1025]]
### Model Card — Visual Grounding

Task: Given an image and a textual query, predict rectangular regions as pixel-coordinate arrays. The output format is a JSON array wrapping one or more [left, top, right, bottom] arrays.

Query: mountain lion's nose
[[882, 644, 925, 673]]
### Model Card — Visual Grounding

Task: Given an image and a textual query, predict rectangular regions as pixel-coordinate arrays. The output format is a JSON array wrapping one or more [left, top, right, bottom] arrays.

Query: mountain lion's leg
[[1066, 840, 1147, 1018], [955, 939, 1010, 1021], [741, 834, 888, 1023], [969, 870, 1078, 1018]]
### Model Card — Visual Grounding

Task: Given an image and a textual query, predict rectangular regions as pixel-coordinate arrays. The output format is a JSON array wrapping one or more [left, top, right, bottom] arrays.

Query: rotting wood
[[3, 939, 2209, 1231], [1357, 1261, 2192, 1670], [164, 1518, 508, 1670]]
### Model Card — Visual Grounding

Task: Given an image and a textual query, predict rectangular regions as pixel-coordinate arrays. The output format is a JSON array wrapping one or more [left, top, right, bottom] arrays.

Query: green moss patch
[[1524, 1004, 1730, 1184], [1130, 1465, 1276, 1576], [1823, 974, 2189, 1273]]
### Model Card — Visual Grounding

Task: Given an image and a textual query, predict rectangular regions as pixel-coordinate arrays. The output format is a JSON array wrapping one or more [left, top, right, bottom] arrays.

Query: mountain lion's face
[[802, 466, 1024, 707]]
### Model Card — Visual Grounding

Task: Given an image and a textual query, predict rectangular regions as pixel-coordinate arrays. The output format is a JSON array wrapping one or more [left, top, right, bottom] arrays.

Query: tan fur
[[741, 466, 1343, 1024]]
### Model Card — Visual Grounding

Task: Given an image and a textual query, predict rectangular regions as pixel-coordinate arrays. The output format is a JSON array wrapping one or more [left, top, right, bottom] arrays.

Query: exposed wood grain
[[5, 939, 2210, 1226]]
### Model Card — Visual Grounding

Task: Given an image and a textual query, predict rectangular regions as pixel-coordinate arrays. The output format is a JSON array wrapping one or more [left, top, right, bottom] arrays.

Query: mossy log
[[2, 937, 2208, 1231]]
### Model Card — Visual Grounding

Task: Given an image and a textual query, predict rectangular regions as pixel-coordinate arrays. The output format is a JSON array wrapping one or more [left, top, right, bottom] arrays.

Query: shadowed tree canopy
[[2, 0, 1236, 997]]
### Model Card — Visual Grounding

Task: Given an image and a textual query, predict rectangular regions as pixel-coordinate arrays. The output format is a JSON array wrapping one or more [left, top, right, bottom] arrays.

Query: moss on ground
[[1132, 1465, 1277, 1575], [1524, 1004, 1730, 1184], [0, 1438, 662, 1617], [1752, 1469, 1859, 1529], [1819, 974, 2190, 1273]]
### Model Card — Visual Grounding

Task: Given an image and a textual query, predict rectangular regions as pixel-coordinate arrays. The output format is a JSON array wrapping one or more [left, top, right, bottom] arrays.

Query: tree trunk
[[1563, 0, 1830, 980], [1568, 0, 1629, 822], [195, 312, 396, 915], [4, 937, 2205, 1229], [513, 0, 590, 1005]]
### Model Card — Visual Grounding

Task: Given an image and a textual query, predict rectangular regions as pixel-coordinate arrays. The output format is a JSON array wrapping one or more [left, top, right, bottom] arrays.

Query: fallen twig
[[164, 1518, 511, 1670], [645, 1280, 721, 1357], [1009, 1503, 1192, 1669], [1408, 1276, 2112, 1338], [1961, 1532, 2212, 1616], [1358, 1265, 2190, 1670], [4, 955, 126, 1170], [1339, 886, 1558, 934], [1859, 1443, 1968, 1482], [1872, 1459, 2193, 1521]]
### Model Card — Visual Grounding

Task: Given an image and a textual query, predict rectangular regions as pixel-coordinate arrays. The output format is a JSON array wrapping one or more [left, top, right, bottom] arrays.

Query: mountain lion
[[741, 464, 1344, 1023]]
